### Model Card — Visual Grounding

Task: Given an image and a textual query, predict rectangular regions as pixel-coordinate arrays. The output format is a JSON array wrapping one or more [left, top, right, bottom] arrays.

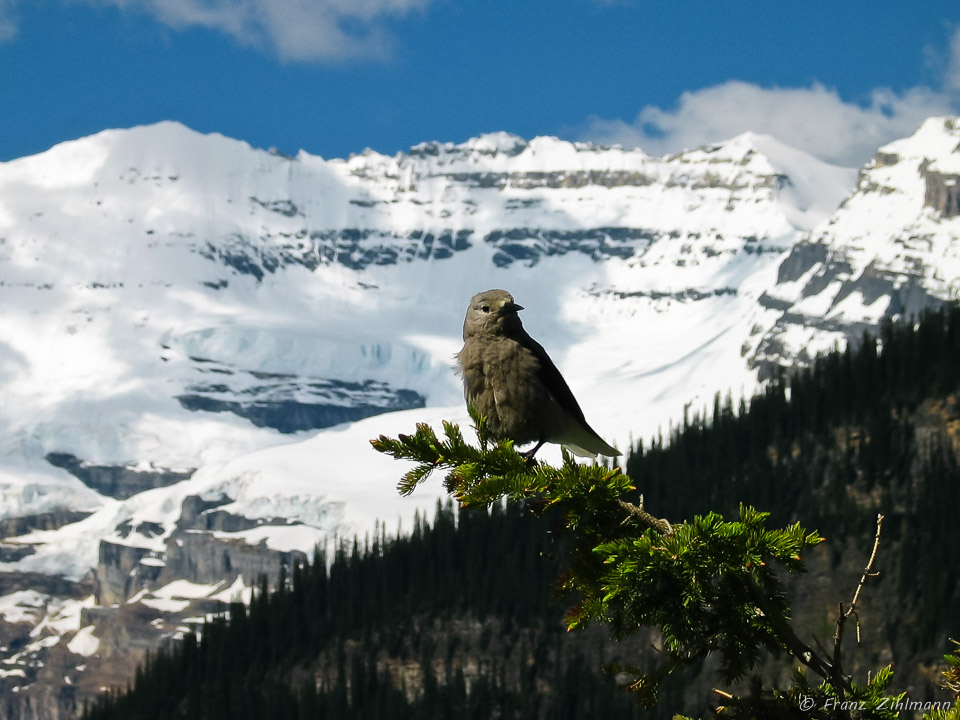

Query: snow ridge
[[3, 118, 960, 699]]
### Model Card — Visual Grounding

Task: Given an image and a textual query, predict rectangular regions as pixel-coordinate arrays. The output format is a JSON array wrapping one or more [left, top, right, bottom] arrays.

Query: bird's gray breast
[[457, 333, 562, 444]]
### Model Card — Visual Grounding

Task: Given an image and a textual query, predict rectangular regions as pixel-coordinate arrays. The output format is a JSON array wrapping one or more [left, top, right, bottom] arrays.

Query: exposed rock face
[[142, 127, 824, 279], [163, 531, 301, 589], [197, 229, 476, 276], [93, 541, 159, 607], [305, 617, 661, 706], [0, 512, 93, 562], [775, 240, 829, 284], [1, 489, 311, 720], [0, 573, 91, 597], [921, 162, 960, 217], [0, 573, 94, 720], [93, 493, 310, 606], [483, 227, 645, 267], [753, 117, 960, 377], [0, 684, 80, 720], [754, 238, 945, 379], [874, 151, 900, 167], [176, 378, 426, 432], [0, 511, 93, 538], [3, 118, 960, 719], [45, 453, 195, 500]]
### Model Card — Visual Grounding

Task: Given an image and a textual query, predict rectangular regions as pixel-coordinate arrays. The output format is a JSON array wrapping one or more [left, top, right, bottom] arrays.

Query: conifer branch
[[372, 416, 878, 713], [616, 497, 674, 536], [939, 638, 960, 697]]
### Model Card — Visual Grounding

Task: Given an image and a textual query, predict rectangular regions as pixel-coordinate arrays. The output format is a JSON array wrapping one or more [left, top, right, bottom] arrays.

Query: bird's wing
[[515, 329, 621, 457], [514, 330, 589, 425]]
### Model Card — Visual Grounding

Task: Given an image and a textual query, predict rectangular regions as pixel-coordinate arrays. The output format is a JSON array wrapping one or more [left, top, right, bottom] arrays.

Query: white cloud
[[583, 81, 955, 167], [581, 29, 960, 168], [82, 0, 435, 61]]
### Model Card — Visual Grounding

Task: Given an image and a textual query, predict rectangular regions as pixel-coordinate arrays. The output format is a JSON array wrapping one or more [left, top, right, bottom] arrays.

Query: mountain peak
[[69, 121, 254, 157], [406, 132, 528, 160], [4, 116, 960, 711], [876, 116, 960, 173], [462, 131, 528, 156]]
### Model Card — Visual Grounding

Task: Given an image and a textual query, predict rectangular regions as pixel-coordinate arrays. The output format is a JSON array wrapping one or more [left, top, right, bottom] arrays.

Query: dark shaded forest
[[82, 500, 642, 720], [628, 306, 960, 654], [84, 305, 960, 719]]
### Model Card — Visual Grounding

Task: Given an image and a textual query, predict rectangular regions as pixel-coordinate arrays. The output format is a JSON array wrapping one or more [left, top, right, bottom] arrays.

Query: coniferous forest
[[628, 306, 960, 655], [83, 501, 643, 720], [83, 306, 960, 719]]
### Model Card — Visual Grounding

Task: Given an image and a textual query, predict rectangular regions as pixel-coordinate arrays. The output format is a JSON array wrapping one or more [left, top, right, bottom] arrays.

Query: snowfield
[[3, 118, 959, 663]]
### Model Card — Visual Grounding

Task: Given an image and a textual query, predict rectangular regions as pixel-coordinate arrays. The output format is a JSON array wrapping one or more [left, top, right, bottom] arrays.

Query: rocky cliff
[[2, 118, 960, 717]]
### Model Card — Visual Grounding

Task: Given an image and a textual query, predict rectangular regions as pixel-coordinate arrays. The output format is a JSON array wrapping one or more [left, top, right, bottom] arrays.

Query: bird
[[456, 289, 620, 460]]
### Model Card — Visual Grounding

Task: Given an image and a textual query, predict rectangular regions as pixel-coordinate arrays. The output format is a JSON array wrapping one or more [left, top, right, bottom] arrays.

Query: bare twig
[[732, 513, 884, 703], [616, 496, 674, 536], [831, 513, 884, 692], [848, 514, 884, 613]]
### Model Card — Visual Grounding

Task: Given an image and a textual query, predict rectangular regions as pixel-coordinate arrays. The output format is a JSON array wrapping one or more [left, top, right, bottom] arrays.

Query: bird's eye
[[481, 305, 490, 313]]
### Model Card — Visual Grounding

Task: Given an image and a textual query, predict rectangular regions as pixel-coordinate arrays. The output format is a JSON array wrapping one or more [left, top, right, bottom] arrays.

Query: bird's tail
[[559, 423, 621, 458]]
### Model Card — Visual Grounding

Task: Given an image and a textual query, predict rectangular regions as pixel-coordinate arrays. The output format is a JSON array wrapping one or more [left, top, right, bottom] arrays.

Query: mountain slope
[[4, 118, 960, 715], [78, 306, 960, 720], [756, 116, 960, 372], [0, 121, 851, 557]]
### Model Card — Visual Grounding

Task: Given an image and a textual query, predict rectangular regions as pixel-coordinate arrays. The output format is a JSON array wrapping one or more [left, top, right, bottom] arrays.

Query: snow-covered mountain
[[756, 116, 960, 370], [0, 117, 957, 713]]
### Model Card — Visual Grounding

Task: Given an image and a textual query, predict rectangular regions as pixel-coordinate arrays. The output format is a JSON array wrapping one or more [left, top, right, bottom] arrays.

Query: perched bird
[[456, 289, 620, 459]]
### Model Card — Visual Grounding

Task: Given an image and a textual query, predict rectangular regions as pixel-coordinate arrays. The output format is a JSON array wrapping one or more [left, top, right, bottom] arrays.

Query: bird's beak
[[500, 301, 524, 315]]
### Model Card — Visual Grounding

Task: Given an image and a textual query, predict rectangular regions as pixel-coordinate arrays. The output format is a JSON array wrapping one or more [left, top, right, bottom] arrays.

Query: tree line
[[84, 304, 960, 718], [627, 305, 960, 652]]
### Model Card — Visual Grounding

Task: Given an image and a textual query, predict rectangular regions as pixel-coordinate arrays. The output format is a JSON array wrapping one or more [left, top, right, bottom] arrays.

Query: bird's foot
[[520, 440, 546, 465]]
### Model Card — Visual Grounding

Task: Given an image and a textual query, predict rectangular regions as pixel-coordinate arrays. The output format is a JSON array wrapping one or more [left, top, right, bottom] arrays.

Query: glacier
[[4, 116, 960, 708]]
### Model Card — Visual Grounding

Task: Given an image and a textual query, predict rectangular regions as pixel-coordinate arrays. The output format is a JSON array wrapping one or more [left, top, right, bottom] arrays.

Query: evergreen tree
[[83, 306, 960, 720], [372, 305, 960, 718]]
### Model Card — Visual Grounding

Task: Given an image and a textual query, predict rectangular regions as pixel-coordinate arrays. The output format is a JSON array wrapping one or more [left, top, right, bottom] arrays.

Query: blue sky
[[1, 1, 960, 167]]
